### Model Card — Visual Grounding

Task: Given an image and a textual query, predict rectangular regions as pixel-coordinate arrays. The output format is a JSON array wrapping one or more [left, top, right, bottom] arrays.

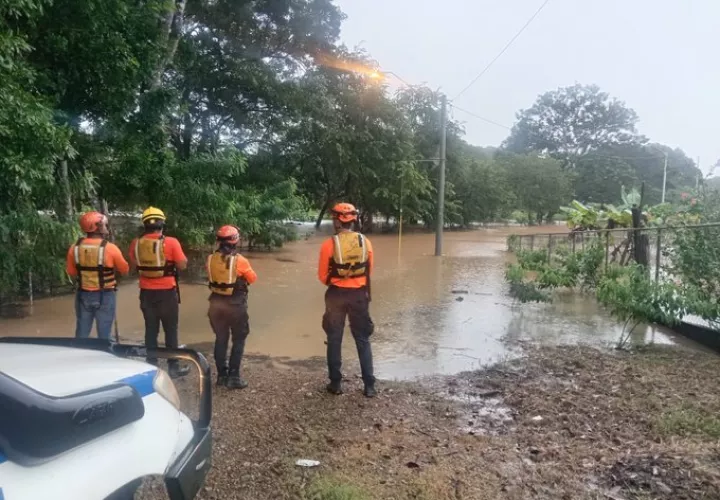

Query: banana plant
[[559, 200, 604, 230]]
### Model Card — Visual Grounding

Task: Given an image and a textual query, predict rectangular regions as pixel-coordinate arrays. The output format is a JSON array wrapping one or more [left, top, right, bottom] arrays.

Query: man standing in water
[[67, 211, 129, 339], [317, 203, 376, 397], [206, 225, 257, 389], [129, 207, 189, 378]]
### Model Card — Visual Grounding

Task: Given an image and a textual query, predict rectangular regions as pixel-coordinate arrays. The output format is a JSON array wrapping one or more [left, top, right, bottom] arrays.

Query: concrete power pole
[[661, 152, 668, 203], [435, 94, 448, 257]]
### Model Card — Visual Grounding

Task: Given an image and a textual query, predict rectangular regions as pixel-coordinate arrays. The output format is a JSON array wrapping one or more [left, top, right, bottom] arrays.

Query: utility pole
[[696, 156, 700, 190], [435, 94, 447, 257], [661, 152, 668, 203]]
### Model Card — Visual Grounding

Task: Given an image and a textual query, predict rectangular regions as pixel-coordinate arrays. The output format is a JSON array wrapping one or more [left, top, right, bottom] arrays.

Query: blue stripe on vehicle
[[0, 486, 4, 499], [120, 369, 157, 398], [0, 369, 158, 466]]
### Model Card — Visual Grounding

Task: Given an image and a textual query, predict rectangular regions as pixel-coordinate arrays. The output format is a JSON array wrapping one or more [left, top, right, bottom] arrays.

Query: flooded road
[[0, 225, 688, 379]]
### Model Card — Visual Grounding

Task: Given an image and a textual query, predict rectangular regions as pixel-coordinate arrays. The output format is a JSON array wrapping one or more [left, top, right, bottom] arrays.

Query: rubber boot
[[227, 370, 248, 390], [363, 384, 377, 398], [216, 366, 229, 387], [326, 380, 343, 395]]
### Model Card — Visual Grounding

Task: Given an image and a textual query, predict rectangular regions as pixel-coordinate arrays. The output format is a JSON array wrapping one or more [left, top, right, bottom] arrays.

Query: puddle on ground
[[440, 377, 516, 437], [0, 224, 698, 380]]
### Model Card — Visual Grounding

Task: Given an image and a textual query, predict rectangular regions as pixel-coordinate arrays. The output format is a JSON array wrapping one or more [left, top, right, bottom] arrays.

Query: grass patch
[[307, 477, 370, 500], [655, 406, 720, 439]]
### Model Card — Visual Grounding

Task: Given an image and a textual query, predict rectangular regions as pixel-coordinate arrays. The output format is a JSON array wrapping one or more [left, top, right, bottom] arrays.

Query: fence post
[[655, 229, 662, 282], [548, 234, 553, 264], [605, 231, 610, 271], [530, 234, 535, 250], [28, 269, 34, 312], [571, 232, 576, 253]]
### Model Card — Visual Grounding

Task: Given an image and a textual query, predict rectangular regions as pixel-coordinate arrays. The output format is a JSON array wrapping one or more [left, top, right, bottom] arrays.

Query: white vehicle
[[0, 337, 212, 500]]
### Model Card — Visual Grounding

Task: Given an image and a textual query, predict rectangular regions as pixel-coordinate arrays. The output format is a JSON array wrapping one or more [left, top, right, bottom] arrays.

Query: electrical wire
[[453, 0, 553, 101], [450, 103, 512, 130]]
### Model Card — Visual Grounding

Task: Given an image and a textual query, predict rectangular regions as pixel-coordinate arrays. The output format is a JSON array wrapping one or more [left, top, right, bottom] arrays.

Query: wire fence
[[508, 223, 720, 331], [508, 223, 720, 284]]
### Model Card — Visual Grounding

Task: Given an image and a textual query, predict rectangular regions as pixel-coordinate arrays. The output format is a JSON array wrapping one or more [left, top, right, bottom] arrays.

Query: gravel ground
[[137, 344, 720, 500]]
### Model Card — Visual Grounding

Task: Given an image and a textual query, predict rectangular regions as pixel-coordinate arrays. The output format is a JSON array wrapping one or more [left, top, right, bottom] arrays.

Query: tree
[[165, 0, 344, 160], [574, 153, 637, 204], [0, 0, 71, 214], [503, 84, 643, 166], [395, 86, 465, 227], [499, 153, 571, 223], [454, 153, 510, 224], [284, 57, 430, 229], [0, 0, 80, 298], [604, 144, 700, 205]]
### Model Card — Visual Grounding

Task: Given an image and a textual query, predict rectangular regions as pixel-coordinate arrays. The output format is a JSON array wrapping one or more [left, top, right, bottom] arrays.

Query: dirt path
[[139, 343, 720, 500]]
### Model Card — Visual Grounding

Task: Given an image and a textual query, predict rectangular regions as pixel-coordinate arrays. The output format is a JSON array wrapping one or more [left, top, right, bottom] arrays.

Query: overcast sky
[[335, 0, 720, 175]]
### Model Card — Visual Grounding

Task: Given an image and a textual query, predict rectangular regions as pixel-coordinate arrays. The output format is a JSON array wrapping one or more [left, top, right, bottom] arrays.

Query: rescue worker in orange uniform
[[206, 225, 257, 389], [317, 203, 376, 397], [129, 207, 189, 378], [66, 211, 129, 339]]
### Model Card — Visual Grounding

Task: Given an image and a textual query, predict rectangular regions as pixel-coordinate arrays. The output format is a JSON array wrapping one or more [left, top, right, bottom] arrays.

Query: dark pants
[[208, 295, 250, 374], [140, 289, 180, 368], [322, 286, 375, 386], [75, 290, 116, 340]]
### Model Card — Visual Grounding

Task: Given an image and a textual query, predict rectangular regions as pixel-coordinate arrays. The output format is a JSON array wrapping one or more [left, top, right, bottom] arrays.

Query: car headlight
[[153, 369, 181, 409]]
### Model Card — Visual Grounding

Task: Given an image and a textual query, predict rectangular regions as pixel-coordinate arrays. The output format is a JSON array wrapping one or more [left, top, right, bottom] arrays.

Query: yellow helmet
[[141, 206, 166, 224]]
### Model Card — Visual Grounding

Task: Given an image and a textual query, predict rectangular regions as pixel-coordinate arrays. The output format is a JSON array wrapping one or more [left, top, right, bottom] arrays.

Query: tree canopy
[[0, 0, 709, 299], [503, 84, 643, 164]]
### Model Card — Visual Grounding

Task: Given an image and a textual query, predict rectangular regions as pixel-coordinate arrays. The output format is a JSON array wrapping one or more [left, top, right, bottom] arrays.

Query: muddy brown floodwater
[[0, 225, 690, 380]]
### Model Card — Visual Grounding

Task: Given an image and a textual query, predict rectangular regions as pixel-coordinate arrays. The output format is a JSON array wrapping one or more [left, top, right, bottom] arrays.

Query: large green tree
[[284, 57, 429, 229], [601, 144, 701, 204], [0, 0, 70, 214], [573, 153, 637, 204], [498, 153, 572, 223], [503, 84, 643, 166]]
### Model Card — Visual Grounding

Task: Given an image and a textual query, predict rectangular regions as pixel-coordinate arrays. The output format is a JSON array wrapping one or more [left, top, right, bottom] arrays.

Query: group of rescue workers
[[65, 203, 377, 397]]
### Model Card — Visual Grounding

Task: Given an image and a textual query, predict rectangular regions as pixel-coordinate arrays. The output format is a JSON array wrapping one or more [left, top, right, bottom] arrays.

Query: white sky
[[335, 0, 720, 175]]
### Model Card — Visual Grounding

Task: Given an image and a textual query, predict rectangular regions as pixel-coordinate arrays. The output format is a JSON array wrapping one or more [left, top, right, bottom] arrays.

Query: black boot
[[216, 366, 229, 387], [363, 384, 377, 398], [326, 380, 343, 395], [168, 362, 190, 379], [227, 370, 248, 390]]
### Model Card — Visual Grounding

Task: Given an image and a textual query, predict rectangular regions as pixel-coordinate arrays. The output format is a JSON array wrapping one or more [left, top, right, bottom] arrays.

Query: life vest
[[328, 231, 368, 283], [207, 251, 248, 296], [73, 238, 116, 290], [135, 235, 175, 278]]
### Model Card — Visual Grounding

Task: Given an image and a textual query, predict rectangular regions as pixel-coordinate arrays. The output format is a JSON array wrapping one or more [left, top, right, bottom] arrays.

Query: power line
[[449, 104, 511, 130], [453, 0, 552, 101]]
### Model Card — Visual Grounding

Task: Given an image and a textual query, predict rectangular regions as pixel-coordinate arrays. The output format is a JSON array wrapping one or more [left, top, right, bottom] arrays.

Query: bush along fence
[[505, 222, 720, 348]]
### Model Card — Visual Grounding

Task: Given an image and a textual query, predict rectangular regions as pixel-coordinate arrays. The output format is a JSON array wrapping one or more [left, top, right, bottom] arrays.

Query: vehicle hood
[[0, 343, 156, 397]]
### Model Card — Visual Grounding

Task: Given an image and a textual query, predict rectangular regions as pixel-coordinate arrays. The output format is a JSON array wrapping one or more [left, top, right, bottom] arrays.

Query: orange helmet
[[331, 202, 358, 223], [216, 225, 240, 244], [79, 211, 108, 234]]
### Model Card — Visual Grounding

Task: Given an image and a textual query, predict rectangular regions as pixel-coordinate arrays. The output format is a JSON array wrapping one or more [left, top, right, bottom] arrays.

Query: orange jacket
[[317, 232, 374, 288]]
